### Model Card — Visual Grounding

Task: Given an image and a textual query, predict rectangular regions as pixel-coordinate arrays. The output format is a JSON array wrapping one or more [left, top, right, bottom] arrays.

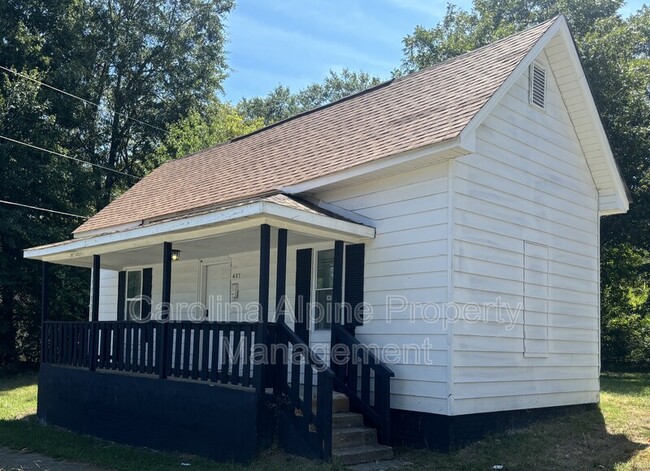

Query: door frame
[[198, 256, 232, 322]]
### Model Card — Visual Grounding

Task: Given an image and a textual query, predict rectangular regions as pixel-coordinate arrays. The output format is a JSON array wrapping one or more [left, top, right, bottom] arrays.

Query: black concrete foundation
[[390, 402, 598, 450]]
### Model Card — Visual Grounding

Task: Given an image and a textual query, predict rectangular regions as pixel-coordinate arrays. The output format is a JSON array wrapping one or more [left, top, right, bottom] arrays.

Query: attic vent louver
[[530, 62, 546, 109]]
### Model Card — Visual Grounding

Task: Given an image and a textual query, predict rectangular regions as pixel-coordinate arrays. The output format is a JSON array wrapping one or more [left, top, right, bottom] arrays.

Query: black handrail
[[276, 320, 334, 460], [331, 323, 395, 444]]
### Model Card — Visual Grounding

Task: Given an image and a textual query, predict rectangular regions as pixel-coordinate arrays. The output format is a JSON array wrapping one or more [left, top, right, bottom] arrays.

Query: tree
[[398, 1, 650, 368], [238, 69, 383, 125], [155, 101, 263, 163], [0, 0, 234, 366], [398, 0, 624, 73]]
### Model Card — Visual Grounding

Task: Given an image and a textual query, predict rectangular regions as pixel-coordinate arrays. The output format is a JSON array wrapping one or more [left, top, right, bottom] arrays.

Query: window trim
[[125, 268, 144, 320], [313, 248, 335, 331]]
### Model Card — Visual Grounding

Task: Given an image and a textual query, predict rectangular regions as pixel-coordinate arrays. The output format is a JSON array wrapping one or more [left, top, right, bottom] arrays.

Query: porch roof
[[24, 194, 375, 268]]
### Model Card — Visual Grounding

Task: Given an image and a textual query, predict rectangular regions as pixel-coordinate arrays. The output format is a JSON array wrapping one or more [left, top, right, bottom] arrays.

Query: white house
[[25, 15, 629, 465]]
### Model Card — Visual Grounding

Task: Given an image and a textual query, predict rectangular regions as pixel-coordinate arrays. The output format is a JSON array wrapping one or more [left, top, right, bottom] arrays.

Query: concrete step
[[311, 391, 350, 414], [332, 444, 395, 466], [332, 426, 377, 449], [332, 411, 364, 428]]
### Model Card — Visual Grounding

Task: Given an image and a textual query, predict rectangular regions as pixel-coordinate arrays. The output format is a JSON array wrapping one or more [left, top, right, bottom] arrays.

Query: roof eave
[[24, 200, 376, 266]]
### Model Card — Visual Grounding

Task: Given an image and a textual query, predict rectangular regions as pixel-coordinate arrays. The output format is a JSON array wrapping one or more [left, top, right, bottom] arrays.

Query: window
[[125, 269, 143, 320], [523, 241, 549, 357], [529, 62, 546, 109], [314, 249, 334, 330]]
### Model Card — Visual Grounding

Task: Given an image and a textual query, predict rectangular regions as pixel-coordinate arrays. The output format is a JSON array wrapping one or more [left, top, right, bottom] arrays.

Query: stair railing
[[276, 320, 334, 460], [331, 323, 395, 444]]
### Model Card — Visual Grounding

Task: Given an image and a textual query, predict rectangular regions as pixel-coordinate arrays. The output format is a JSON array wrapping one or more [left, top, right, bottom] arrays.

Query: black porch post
[[275, 228, 288, 389], [89, 254, 100, 371], [40, 262, 49, 363], [158, 241, 172, 379], [275, 229, 288, 323], [332, 241, 344, 324], [330, 241, 344, 376], [254, 224, 271, 394]]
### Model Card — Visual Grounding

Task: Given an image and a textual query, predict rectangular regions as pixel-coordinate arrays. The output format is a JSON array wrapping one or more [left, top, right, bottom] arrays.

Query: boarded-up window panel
[[523, 241, 549, 357]]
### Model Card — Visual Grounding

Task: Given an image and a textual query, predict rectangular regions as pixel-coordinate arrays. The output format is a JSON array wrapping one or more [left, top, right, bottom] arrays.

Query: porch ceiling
[[24, 195, 375, 269]]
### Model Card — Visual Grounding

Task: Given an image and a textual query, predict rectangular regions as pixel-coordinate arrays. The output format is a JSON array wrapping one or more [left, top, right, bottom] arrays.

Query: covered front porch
[[26, 195, 394, 463]]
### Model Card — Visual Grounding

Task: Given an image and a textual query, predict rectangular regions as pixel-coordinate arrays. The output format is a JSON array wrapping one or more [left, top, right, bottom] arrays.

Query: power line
[[0, 199, 89, 219], [0, 65, 168, 134], [0, 134, 139, 179]]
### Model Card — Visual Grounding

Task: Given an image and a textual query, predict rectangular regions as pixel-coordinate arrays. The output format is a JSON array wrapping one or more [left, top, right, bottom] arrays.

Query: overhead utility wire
[[0, 134, 139, 179], [0, 199, 89, 219], [0, 65, 168, 134]]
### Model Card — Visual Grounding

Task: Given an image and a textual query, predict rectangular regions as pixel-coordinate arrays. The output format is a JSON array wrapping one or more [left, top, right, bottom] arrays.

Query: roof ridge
[[390, 16, 559, 84]]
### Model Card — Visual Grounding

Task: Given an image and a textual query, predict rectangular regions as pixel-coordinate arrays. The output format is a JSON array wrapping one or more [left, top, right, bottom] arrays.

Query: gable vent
[[530, 63, 546, 109]]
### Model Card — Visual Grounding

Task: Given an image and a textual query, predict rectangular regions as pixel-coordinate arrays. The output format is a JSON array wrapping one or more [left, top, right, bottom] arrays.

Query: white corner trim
[[446, 158, 456, 416], [24, 201, 375, 263], [280, 137, 470, 195]]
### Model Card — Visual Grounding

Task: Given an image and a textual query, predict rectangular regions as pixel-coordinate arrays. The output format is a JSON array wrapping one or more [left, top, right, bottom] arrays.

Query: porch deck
[[39, 317, 393, 463]]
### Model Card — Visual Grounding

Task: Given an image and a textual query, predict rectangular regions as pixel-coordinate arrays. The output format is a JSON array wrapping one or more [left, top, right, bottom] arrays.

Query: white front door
[[201, 261, 231, 322]]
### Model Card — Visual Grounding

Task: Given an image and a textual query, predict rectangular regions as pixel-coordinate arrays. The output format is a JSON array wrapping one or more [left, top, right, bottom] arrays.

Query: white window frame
[[312, 248, 335, 332], [125, 269, 144, 320]]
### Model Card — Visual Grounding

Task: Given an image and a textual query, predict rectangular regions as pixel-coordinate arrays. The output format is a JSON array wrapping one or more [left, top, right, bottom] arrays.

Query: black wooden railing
[[43, 321, 92, 368], [276, 320, 334, 460], [43, 320, 258, 388], [43, 319, 392, 458], [331, 323, 394, 444]]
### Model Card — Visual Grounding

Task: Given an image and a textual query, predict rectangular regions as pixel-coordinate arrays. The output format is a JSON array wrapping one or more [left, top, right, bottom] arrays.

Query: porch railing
[[43, 320, 258, 389], [331, 323, 395, 445]]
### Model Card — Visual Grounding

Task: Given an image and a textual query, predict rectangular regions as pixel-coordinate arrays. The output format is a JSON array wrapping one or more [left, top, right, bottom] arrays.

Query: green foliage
[[601, 244, 650, 369], [398, 1, 650, 368], [0, 0, 233, 365], [156, 101, 263, 163], [238, 69, 382, 125], [398, 0, 624, 74]]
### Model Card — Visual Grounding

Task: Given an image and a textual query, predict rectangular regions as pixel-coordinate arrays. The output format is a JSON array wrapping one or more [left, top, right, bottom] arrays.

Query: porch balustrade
[[42, 320, 261, 389]]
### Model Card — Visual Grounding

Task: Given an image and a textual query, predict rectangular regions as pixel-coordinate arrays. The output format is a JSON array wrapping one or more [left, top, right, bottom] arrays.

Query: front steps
[[329, 393, 394, 466]]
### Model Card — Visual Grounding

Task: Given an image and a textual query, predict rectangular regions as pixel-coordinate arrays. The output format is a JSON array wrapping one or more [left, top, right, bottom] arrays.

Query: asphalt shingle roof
[[75, 18, 555, 235]]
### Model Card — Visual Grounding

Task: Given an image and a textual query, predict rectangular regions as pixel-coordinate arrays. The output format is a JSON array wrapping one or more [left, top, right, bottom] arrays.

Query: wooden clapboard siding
[[150, 260, 200, 320], [317, 162, 451, 414], [450, 49, 600, 415], [95, 269, 119, 321]]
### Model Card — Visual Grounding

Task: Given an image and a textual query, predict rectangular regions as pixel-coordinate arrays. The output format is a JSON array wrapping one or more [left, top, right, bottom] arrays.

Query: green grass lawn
[[1, 370, 648, 470]]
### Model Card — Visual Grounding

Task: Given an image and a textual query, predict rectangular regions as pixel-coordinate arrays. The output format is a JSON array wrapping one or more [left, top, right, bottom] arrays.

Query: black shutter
[[117, 271, 126, 321], [344, 244, 365, 329], [142, 268, 153, 320], [294, 248, 312, 343]]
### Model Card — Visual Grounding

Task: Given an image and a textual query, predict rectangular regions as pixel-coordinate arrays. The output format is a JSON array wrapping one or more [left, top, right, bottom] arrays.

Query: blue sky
[[222, 0, 647, 103]]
